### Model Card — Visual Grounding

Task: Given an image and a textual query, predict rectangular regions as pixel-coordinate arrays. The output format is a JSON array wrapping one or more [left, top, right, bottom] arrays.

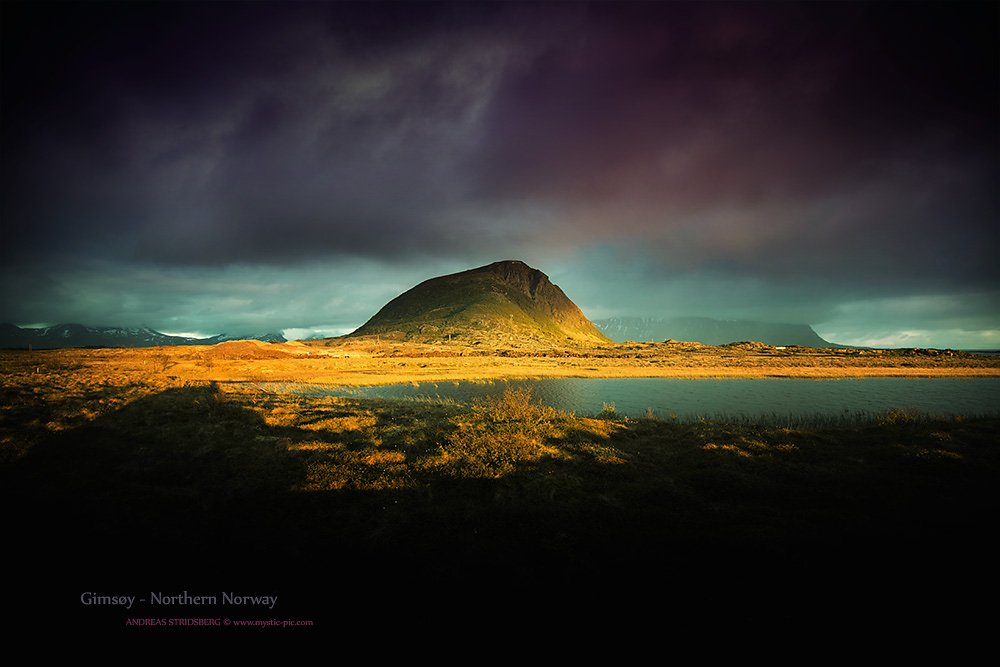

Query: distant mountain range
[[3, 270, 838, 351], [0, 323, 285, 350], [350, 260, 610, 345], [594, 317, 836, 347]]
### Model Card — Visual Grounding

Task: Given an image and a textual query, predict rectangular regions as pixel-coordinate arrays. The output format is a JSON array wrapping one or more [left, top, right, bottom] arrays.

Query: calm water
[[308, 377, 1000, 420]]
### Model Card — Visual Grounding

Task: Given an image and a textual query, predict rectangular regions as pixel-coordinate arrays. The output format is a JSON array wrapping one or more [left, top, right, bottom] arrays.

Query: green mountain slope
[[350, 260, 610, 345]]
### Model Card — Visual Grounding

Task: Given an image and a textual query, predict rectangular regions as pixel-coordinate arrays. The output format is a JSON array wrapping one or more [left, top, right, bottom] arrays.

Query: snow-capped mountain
[[0, 323, 286, 349]]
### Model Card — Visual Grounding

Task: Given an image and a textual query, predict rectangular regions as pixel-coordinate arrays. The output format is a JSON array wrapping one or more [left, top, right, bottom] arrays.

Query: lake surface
[[311, 377, 1000, 420]]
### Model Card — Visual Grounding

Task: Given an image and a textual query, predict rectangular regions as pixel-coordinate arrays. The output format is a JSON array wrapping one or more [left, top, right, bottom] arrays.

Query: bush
[[442, 387, 562, 476], [875, 408, 924, 426]]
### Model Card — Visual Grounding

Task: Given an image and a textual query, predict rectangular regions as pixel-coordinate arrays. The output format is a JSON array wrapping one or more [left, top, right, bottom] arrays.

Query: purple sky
[[2, 1, 997, 347]]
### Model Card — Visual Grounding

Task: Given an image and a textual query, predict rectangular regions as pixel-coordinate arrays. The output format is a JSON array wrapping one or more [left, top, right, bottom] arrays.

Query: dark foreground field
[[3, 379, 998, 641]]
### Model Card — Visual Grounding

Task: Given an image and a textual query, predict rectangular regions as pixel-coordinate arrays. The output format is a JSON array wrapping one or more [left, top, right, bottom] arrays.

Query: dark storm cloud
[[1, 1, 996, 345], [481, 3, 996, 195], [2, 1, 517, 266], [475, 2, 998, 290]]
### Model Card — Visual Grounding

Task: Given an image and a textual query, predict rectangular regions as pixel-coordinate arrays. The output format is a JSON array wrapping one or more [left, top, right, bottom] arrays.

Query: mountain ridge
[[595, 316, 836, 347], [0, 323, 286, 349]]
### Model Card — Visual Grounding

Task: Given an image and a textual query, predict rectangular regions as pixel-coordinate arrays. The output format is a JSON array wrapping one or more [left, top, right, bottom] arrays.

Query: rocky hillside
[[350, 260, 609, 346]]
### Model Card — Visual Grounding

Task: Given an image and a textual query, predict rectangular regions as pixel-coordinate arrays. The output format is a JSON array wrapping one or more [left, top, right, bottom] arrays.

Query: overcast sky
[[2, 1, 997, 348]]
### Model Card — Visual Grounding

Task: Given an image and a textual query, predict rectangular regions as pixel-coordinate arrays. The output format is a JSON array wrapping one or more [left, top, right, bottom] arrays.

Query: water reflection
[[321, 377, 1000, 420]]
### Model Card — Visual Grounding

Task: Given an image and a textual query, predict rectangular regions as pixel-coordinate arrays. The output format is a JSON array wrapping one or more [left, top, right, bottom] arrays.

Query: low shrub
[[441, 387, 563, 476]]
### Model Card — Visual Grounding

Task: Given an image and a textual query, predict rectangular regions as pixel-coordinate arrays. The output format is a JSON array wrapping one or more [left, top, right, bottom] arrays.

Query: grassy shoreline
[[2, 340, 999, 395]]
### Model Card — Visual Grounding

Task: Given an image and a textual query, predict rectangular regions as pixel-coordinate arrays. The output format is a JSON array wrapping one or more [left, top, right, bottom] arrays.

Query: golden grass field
[[6, 336, 1000, 389], [3, 337, 996, 460]]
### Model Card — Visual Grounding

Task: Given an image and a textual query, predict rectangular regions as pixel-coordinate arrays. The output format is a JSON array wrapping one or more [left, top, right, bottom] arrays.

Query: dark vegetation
[[2, 382, 996, 635]]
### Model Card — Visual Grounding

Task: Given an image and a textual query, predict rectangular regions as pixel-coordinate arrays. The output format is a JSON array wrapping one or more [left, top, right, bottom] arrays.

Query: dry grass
[[2, 359, 997, 630], [0, 340, 996, 407], [438, 388, 567, 477]]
